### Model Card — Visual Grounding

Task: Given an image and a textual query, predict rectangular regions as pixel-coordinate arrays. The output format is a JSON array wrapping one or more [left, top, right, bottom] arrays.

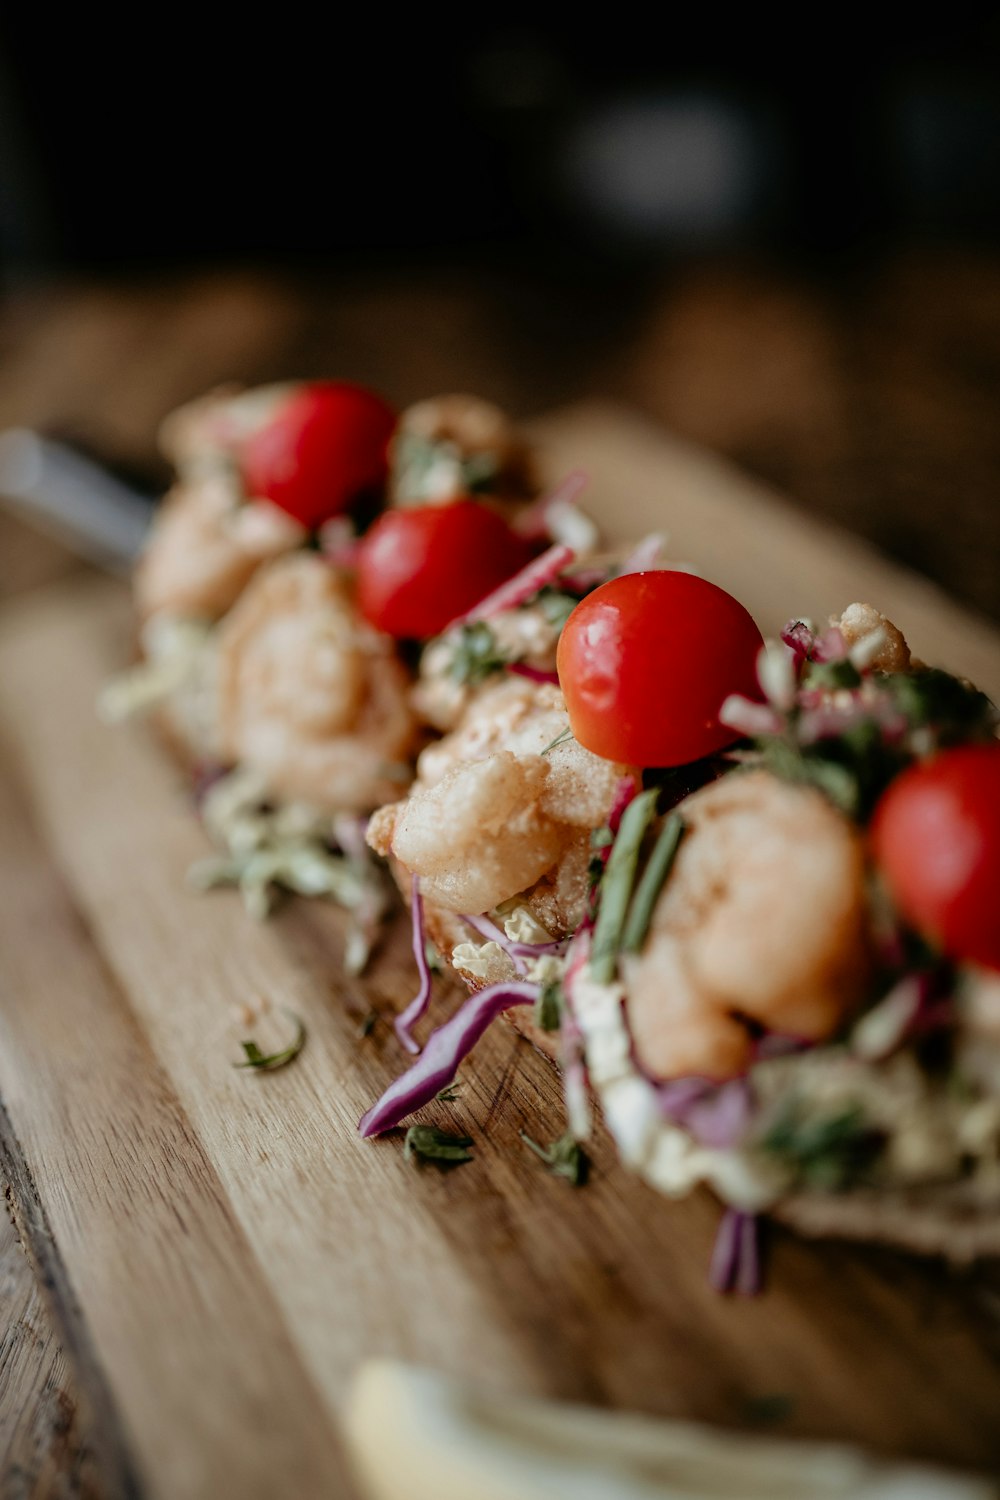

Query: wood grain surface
[[0, 403, 999, 1499]]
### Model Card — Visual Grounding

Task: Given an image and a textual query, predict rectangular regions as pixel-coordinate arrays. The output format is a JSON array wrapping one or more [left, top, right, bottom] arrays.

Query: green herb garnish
[[461, 450, 501, 492], [589, 788, 658, 983], [884, 667, 997, 740], [448, 621, 508, 686], [536, 587, 582, 631], [760, 1104, 882, 1191], [403, 1125, 474, 1165], [435, 1085, 462, 1103], [357, 1011, 378, 1039], [541, 727, 574, 756], [621, 814, 684, 955], [803, 659, 862, 692], [521, 1130, 588, 1186], [235, 1011, 306, 1072], [535, 979, 564, 1032]]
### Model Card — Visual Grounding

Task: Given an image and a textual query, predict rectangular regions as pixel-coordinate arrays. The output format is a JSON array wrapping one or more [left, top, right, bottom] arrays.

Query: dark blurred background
[[3, 15, 1000, 267], [0, 13, 998, 613]]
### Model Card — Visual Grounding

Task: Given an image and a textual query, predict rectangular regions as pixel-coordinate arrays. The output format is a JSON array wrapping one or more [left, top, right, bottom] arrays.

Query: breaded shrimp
[[411, 603, 562, 732], [624, 770, 871, 1081], [368, 676, 634, 927], [135, 479, 304, 623], [216, 553, 418, 813], [372, 752, 566, 914], [136, 384, 304, 623], [390, 393, 535, 506], [835, 603, 911, 674]]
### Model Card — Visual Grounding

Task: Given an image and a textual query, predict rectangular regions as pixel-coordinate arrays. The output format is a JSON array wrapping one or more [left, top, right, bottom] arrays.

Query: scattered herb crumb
[[434, 1085, 462, 1104], [235, 1012, 306, 1072], [520, 1130, 588, 1186], [404, 1125, 474, 1165], [448, 622, 508, 686], [357, 1010, 378, 1039]]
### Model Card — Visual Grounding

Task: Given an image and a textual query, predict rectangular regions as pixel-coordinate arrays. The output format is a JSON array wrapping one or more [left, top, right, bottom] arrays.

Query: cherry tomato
[[556, 571, 763, 766], [242, 381, 396, 529], [355, 499, 534, 639], [871, 743, 1000, 971]]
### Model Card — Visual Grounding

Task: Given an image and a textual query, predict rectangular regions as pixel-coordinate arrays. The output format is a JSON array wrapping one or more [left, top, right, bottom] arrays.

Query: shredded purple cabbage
[[359, 981, 540, 1137], [751, 1033, 812, 1062], [617, 533, 666, 576], [780, 619, 846, 665], [708, 1208, 761, 1295], [191, 761, 231, 810], [331, 812, 371, 862], [448, 543, 575, 629], [393, 876, 434, 1055], [513, 470, 589, 543], [460, 913, 568, 975], [657, 1076, 753, 1149]]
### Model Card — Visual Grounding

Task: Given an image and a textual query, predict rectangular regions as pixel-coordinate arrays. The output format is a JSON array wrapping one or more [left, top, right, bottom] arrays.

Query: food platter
[[1, 403, 999, 1499]]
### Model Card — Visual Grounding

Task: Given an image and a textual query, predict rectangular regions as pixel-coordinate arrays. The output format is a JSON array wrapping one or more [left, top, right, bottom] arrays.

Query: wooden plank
[[532, 402, 1000, 699], [0, 408, 998, 1497], [0, 714, 351, 1499], [0, 1199, 103, 1499]]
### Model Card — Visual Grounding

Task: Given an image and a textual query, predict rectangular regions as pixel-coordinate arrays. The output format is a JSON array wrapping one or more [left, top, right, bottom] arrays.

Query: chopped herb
[[403, 1125, 474, 1165], [536, 587, 581, 631], [461, 450, 501, 491], [759, 1104, 883, 1191], [357, 1011, 378, 1039], [435, 1085, 462, 1103], [757, 739, 863, 817], [541, 727, 574, 756], [235, 1011, 306, 1072], [535, 979, 564, 1032], [884, 667, 997, 740], [521, 1130, 589, 1186], [621, 815, 684, 955], [746, 654, 998, 825], [803, 658, 862, 691], [424, 939, 444, 974], [448, 621, 508, 686], [589, 787, 658, 983]]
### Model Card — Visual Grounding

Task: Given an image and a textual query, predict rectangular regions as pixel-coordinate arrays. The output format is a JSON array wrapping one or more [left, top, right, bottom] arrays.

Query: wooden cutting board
[[1, 403, 999, 1500]]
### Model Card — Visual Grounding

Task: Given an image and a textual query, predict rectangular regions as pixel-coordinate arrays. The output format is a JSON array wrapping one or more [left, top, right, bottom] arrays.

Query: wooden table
[[1, 257, 999, 1498]]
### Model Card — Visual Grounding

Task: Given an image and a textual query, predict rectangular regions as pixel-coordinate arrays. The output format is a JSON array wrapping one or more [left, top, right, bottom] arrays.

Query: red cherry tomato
[[242, 381, 396, 529], [871, 743, 1000, 971], [556, 571, 764, 766], [355, 499, 534, 639]]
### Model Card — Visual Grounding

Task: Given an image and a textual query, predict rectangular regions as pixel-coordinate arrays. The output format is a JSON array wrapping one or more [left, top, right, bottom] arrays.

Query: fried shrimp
[[368, 677, 634, 928], [411, 603, 562, 731], [135, 479, 304, 623], [371, 752, 565, 914], [624, 770, 871, 1081], [390, 393, 535, 507], [836, 602, 911, 673], [216, 553, 417, 813], [136, 385, 304, 623]]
